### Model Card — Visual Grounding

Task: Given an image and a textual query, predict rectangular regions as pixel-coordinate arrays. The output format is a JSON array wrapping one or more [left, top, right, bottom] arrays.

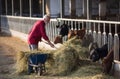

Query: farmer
[[28, 14, 55, 50]]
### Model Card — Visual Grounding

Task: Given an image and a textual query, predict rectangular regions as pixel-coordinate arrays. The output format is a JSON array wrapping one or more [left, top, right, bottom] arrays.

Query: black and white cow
[[90, 44, 108, 62], [57, 23, 69, 37], [54, 23, 69, 44]]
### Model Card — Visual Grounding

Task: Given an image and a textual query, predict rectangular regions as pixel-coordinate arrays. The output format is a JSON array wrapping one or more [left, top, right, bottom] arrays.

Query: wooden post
[[45, 0, 50, 15]]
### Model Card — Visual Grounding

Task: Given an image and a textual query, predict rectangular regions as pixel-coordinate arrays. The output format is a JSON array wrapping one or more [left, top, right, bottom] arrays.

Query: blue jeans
[[29, 44, 38, 51]]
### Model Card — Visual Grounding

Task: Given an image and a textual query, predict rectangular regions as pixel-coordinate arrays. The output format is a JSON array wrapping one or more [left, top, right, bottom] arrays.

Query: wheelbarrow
[[27, 53, 48, 75]]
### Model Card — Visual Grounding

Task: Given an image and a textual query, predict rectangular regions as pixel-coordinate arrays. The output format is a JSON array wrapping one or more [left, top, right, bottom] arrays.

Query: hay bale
[[15, 37, 89, 75], [64, 36, 82, 46], [51, 46, 79, 75], [46, 36, 89, 75], [15, 51, 29, 74], [15, 50, 54, 74], [64, 37, 89, 60]]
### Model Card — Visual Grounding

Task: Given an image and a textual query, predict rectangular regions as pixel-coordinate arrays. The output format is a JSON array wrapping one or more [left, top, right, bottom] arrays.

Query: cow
[[67, 30, 76, 39], [102, 47, 114, 74], [88, 42, 98, 52], [68, 29, 85, 39], [58, 23, 69, 37], [89, 44, 108, 62], [54, 23, 69, 44], [102, 47, 120, 74], [54, 22, 86, 44], [54, 35, 63, 44]]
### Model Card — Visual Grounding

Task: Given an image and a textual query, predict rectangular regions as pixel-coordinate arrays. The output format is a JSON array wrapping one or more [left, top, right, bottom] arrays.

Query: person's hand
[[46, 40, 55, 48], [49, 42, 55, 48]]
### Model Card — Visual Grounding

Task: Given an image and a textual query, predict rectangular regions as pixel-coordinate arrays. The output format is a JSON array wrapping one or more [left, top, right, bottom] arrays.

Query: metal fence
[[48, 18, 120, 61], [1, 16, 120, 61]]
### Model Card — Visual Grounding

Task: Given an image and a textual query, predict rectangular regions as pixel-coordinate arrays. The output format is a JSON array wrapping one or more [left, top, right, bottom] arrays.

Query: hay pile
[[47, 37, 89, 75], [14, 36, 115, 78], [15, 51, 29, 74], [15, 50, 54, 74], [15, 37, 89, 75], [50, 45, 79, 75]]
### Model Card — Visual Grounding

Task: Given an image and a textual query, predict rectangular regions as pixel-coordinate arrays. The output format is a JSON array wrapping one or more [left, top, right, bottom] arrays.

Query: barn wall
[[1, 15, 38, 34], [0, 15, 58, 42]]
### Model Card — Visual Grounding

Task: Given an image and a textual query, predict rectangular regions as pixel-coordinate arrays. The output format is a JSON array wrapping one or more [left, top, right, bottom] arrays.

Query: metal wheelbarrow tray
[[28, 53, 48, 75]]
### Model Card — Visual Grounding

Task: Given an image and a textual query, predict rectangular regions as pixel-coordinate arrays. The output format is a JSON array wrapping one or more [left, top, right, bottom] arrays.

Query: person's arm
[[46, 39, 55, 48], [40, 22, 55, 47]]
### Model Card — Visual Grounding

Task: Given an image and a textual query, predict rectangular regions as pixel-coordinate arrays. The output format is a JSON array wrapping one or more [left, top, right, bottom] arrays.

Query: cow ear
[[60, 24, 63, 28], [56, 25, 59, 28]]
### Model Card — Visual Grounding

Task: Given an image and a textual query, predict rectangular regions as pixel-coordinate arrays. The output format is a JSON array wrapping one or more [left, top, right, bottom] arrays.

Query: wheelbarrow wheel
[[37, 63, 42, 76]]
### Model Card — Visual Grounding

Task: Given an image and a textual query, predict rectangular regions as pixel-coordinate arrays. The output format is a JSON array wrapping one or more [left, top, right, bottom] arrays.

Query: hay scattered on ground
[[15, 37, 88, 75], [15, 36, 115, 79], [47, 37, 89, 75], [15, 51, 29, 74], [15, 50, 54, 74], [50, 45, 79, 75]]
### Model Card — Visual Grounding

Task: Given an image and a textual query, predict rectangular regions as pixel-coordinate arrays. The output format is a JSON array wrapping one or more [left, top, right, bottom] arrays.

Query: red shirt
[[28, 20, 49, 44]]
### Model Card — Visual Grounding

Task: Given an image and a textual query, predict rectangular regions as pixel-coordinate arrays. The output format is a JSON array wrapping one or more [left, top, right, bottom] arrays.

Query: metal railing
[[1, 15, 120, 61], [48, 18, 120, 61]]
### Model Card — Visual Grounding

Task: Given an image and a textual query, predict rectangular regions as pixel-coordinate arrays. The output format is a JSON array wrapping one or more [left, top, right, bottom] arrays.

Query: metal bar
[[115, 24, 117, 34], [12, 0, 14, 16], [42, 0, 44, 17], [29, 0, 32, 17], [57, 18, 120, 24], [103, 23, 105, 32], [109, 23, 111, 33], [60, 0, 62, 18], [0, 0, 1, 32], [5, 0, 7, 15], [20, 0, 22, 16], [87, 0, 89, 19]]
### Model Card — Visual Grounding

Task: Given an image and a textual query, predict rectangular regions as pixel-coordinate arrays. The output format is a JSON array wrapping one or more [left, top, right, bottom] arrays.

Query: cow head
[[88, 42, 98, 52], [76, 29, 85, 39], [54, 23, 69, 44], [68, 30, 76, 39], [58, 24, 69, 37], [56, 23, 69, 37], [90, 49, 100, 62], [54, 35, 63, 44]]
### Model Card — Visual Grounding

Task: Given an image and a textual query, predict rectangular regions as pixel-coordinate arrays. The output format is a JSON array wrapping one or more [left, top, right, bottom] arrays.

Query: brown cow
[[68, 29, 85, 39], [102, 47, 120, 74], [54, 29, 86, 44], [102, 47, 114, 74], [68, 30, 76, 39], [54, 35, 63, 44], [76, 29, 86, 39]]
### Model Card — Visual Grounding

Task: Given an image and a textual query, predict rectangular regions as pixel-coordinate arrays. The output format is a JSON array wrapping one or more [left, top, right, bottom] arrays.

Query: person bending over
[[28, 14, 54, 50]]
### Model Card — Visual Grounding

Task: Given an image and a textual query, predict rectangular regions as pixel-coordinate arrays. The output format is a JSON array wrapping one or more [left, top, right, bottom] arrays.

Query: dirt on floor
[[0, 32, 30, 79], [0, 32, 67, 79]]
